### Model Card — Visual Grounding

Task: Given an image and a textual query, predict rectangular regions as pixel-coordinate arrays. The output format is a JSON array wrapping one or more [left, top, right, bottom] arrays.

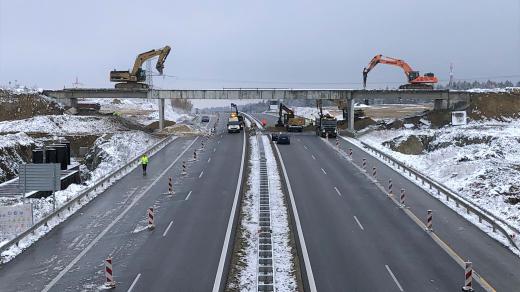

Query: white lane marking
[[212, 130, 247, 292], [217, 141, 221, 144], [42, 137, 198, 292], [127, 273, 141, 292], [213, 148, 216, 152], [334, 187, 342, 197], [199, 170, 204, 178], [185, 191, 193, 201], [311, 154, 316, 160], [385, 265, 404, 292], [353, 216, 364, 231], [208, 157, 211, 163], [321, 168, 327, 175], [303, 145, 308, 150], [274, 143, 317, 292], [162, 221, 174, 237]]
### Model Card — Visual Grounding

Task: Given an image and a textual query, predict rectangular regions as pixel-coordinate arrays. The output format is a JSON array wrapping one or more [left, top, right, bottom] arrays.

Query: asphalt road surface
[[252, 111, 520, 291], [0, 116, 246, 292]]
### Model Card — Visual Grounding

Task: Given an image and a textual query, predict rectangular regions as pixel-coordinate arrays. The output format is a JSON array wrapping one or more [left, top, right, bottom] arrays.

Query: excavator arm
[[363, 54, 414, 88], [277, 103, 294, 127], [130, 46, 171, 76]]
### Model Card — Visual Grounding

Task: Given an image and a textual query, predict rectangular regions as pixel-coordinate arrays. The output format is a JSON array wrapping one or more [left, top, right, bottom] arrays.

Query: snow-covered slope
[[360, 119, 520, 229]]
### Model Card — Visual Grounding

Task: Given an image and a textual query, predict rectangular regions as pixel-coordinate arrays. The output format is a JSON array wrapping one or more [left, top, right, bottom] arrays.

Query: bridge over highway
[[43, 88, 470, 131]]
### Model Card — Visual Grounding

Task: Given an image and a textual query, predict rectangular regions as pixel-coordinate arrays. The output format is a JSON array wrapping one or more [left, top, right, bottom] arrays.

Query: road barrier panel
[[348, 148, 353, 159], [105, 256, 116, 288], [193, 150, 197, 161], [182, 161, 187, 176], [388, 179, 393, 195], [362, 158, 367, 170], [462, 261, 474, 291], [426, 210, 433, 231], [165, 176, 174, 195], [372, 167, 377, 178], [400, 189, 405, 207], [147, 207, 155, 230]]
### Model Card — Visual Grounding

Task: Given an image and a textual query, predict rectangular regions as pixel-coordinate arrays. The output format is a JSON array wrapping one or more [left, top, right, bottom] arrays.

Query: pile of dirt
[[145, 120, 176, 131], [0, 90, 63, 121], [383, 135, 433, 155], [468, 92, 520, 120]]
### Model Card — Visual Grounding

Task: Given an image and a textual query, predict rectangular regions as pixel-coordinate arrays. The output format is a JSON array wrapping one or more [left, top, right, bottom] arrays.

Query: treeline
[[171, 99, 193, 112], [436, 80, 520, 90]]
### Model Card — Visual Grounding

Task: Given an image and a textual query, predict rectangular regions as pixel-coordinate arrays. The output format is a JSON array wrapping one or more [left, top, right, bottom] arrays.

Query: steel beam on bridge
[[43, 88, 469, 101]]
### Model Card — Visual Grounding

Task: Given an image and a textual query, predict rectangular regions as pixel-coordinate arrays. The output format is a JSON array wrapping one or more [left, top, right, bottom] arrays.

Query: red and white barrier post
[[372, 167, 377, 178], [104, 257, 116, 288], [362, 158, 367, 170], [147, 207, 155, 230], [400, 189, 405, 207], [426, 210, 433, 231], [336, 137, 339, 149], [348, 148, 353, 159], [388, 179, 393, 195], [193, 150, 197, 160], [182, 161, 187, 175], [168, 177, 174, 195], [462, 261, 474, 291]]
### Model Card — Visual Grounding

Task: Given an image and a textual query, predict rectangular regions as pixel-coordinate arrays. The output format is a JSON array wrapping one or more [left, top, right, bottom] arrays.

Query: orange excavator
[[363, 54, 438, 89]]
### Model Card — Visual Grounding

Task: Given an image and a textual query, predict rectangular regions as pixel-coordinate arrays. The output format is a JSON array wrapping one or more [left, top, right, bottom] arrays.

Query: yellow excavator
[[110, 45, 171, 89]]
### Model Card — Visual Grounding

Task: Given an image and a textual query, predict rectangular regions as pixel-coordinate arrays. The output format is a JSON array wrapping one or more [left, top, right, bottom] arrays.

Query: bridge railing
[[0, 135, 177, 262], [360, 141, 519, 250]]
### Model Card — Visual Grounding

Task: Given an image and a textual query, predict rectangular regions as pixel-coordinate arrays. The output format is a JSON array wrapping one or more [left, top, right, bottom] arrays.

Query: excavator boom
[[362, 54, 437, 89]]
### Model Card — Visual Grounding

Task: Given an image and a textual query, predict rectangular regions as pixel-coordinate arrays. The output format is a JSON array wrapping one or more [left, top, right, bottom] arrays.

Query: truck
[[227, 117, 241, 133], [287, 116, 304, 132], [315, 114, 337, 138]]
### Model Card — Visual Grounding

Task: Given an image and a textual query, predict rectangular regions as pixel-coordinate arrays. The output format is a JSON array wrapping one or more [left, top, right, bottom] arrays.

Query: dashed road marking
[[199, 170, 204, 178], [321, 168, 327, 175], [334, 187, 342, 197], [208, 157, 211, 163], [311, 154, 316, 160], [162, 221, 174, 237], [213, 148, 216, 152], [127, 273, 141, 292], [353, 216, 364, 231], [304, 145, 308, 150], [185, 191, 192, 201], [385, 265, 404, 291]]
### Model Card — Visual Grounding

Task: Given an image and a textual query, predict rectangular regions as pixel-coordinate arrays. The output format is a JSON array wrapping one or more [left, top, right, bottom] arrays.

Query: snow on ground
[[359, 119, 520, 230], [84, 98, 192, 125], [0, 115, 122, 135], [262, 135, 297, 291], [230, 135, 297, 291], [230, 135, 259, 291], [466, 87, 520, 93]]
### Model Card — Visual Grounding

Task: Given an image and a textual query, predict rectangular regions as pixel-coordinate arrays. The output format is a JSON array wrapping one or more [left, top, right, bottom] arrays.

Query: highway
[[253, 112, 520, 291], [0, 116, 246, 292]]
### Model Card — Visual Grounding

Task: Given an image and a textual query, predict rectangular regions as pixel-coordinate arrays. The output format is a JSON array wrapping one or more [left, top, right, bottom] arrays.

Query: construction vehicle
[[276, 103, 295, 127], [287, 116, 305, 132], [110, 46, 171, 89], [230, 103, 245, 129], [227, 116, 241, 133], [315, 100, 337, 137], [362, 54, 438, 90]]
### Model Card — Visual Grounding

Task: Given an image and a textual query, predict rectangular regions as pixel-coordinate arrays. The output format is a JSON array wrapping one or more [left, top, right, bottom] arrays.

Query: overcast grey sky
[[1, 0, 519, 90]]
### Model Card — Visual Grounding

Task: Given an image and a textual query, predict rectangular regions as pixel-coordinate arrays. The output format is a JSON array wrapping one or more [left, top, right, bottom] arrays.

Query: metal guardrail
[[359, 141, 519, 250], [0, 135, 177, 260]]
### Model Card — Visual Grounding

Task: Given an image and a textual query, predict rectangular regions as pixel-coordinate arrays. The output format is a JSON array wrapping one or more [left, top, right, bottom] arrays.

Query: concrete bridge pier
[[158, 98, 165, 130], [347, 97, 355, 132]]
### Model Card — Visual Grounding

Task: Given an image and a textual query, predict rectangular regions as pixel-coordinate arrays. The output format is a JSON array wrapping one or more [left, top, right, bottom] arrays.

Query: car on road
[[276, 133, 290, 144], [201, 116, 210, 123], [271, 133, 279, 142]]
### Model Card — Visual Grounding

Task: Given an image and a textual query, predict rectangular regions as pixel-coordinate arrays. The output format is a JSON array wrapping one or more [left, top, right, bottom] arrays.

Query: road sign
[[18, 163, 61, 193], [0, 204, 33, 237]]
